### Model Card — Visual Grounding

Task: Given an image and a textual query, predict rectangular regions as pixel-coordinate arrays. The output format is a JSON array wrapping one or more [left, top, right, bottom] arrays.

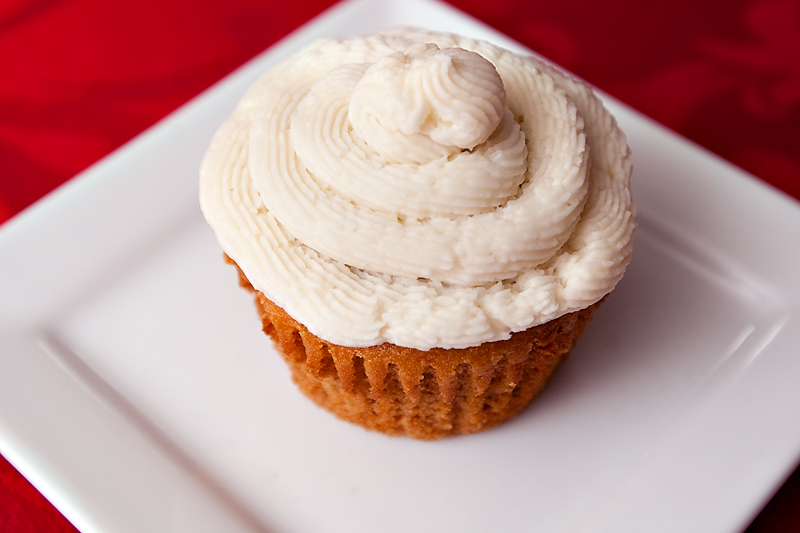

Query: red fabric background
[[1, 0, 798, 531]]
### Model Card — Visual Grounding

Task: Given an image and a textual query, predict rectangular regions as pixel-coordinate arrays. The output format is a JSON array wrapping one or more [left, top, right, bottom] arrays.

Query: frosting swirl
[[200, 29, 635, 349]]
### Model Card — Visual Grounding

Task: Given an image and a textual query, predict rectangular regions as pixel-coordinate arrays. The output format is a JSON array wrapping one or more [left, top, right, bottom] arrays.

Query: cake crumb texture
[[229, 256, 598, 440]]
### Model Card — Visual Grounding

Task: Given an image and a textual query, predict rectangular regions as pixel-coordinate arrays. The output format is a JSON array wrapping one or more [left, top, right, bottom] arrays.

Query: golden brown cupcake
[[200, 28, 635, 439]]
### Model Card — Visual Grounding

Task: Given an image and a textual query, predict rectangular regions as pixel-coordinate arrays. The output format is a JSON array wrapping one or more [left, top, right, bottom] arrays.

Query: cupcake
[[200, 28, 635, 440]]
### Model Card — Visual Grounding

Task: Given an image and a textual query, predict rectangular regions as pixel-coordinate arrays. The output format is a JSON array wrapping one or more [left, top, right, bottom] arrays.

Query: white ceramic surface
[[1, 0, 800, 532]]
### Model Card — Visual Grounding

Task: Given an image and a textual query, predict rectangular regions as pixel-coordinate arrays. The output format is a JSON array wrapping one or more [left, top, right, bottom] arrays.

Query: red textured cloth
[[0, 0, 798, 531]]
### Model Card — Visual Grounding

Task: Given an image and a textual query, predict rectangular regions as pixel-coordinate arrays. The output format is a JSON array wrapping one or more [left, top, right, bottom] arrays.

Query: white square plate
[[2, 0, 800, 532]]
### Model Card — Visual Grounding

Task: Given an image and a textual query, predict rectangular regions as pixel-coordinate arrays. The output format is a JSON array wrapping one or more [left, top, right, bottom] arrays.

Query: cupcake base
[[228, 256, 599, 440]]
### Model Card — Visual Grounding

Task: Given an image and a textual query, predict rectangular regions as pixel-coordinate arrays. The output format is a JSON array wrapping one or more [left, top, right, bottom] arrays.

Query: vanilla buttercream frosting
[[200, 28, 635, 350]]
